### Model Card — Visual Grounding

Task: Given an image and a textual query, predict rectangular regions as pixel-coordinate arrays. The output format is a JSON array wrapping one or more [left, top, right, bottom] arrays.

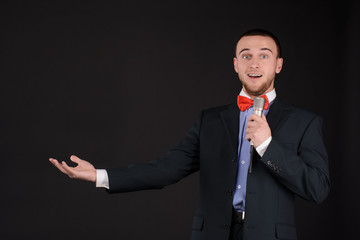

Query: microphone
[[248, 97, 265, 173], [253, 97, 265, 117]]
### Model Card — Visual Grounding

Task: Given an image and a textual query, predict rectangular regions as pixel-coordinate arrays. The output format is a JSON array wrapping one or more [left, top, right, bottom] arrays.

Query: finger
[[50, 159, 70, 175], [61, 161, 77, 178], [247, 120, 255, 128], [252, 114, 262, 120], [49, 158, 60, 166], [62, 161, 75, 171], [247, 120, 258, 129], [246, 127, 253, 134], [248, 115, 258, 123], [70, 155, 81, 164], [246, 134, 252, 142]]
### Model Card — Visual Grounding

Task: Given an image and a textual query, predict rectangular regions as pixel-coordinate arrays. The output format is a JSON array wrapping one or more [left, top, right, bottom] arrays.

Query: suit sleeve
[[260, 114, 330, 203], [105, 112, 203, 193]]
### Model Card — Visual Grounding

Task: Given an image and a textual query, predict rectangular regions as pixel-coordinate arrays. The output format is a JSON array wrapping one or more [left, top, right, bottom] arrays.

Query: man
[[49, 29, 330, 240]]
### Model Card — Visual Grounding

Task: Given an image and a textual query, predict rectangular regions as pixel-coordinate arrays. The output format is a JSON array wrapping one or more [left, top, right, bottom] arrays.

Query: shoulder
[[197, 103, 238, 122], [194, 102, 238, 126], [201, 102, 238, 115], [274, 98, 322, 123]]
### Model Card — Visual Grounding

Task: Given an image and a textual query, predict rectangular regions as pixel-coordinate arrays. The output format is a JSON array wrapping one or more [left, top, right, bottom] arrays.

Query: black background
[[1, 1, 359, 239]]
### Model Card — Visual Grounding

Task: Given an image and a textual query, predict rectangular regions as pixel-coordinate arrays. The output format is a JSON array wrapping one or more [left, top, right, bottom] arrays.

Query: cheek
[[236, 63, 248, 73], [266, 62, 279, 74]]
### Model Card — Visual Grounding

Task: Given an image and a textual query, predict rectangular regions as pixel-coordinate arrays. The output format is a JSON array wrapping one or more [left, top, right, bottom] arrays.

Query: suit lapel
[[219, 98, 290, 158], [266, 98, 292, 133], [220, 103, 240, 157]]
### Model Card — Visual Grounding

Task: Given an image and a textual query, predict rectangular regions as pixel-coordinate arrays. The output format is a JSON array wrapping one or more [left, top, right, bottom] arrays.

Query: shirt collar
[[239, 88, 277, 103]]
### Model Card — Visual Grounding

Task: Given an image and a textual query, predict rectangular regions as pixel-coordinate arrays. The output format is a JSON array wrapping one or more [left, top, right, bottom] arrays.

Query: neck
[[244, 90, 271, 99], [240, 88, 277, 102]]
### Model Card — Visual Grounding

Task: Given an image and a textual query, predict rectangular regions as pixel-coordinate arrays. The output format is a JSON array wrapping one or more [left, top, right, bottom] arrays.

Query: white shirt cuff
[[256, 136, 272, 157], [96, 169, 109, 189]]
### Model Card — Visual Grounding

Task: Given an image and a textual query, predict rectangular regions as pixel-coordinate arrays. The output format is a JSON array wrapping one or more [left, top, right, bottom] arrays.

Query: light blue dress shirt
[[232, 93, 273, 211]]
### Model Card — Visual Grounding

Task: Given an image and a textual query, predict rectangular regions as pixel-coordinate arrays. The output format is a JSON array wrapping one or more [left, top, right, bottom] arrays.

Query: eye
[[260, 54, 268, 59], [242, 54, 251, 59]]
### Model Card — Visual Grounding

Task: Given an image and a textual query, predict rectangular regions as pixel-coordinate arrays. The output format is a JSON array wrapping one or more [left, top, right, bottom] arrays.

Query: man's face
[[233, 35, 283, 98]]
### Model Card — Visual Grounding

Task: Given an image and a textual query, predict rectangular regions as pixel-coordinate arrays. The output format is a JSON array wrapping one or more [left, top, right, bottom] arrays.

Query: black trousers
[[229, 211, 244, 240]]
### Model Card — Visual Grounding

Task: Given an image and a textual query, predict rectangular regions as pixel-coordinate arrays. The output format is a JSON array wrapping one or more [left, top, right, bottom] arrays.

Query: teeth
[[248, 74, 262, 77]]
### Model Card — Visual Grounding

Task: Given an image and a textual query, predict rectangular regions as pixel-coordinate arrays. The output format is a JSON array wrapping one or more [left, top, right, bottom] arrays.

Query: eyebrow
[[260, 48, 273, 54], [238, 48, 250, 55], [238, 47, 273, 56]]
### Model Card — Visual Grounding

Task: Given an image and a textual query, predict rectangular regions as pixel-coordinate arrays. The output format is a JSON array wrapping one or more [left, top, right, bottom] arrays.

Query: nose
[[249, 58, 260, 69]]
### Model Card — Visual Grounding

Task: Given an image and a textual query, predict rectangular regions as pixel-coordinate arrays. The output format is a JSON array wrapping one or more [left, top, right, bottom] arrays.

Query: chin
[[244, 85, 268, 96]]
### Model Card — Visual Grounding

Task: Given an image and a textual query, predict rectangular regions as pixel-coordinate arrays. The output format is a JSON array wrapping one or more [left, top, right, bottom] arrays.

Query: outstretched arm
[[49, 155, 97, 182]]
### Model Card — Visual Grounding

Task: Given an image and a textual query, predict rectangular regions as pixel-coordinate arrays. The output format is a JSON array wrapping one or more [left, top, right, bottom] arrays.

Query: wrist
[[92, 169, 97, 183], [256, 136, 272, 157]]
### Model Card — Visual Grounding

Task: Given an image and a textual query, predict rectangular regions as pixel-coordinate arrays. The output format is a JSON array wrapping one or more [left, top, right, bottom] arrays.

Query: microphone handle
[[249, 145, 254, 173], [248, 108, 263, 174], [254, 109, 263, 116]]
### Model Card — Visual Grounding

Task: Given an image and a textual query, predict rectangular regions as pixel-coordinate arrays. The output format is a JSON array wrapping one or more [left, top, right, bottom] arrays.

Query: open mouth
[[247, 74, 263, 78]]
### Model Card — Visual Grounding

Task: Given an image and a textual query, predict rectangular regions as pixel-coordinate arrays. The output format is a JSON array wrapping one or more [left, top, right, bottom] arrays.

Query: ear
[[233, 57, 239, 73], [275, 58, 283, 74]]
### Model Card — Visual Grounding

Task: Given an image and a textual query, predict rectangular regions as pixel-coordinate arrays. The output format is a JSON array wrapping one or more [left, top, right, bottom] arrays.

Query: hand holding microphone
[[247, 97, 271, 173]]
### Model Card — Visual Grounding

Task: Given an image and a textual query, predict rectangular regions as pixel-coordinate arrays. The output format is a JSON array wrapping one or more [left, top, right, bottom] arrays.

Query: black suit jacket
[[107, 98, 330, 240]]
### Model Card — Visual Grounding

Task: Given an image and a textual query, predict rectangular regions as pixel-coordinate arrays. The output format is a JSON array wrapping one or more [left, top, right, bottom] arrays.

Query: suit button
[[232, 156, 236, 162], [267, 160, 271, 165], [224, 224, 230, 230]]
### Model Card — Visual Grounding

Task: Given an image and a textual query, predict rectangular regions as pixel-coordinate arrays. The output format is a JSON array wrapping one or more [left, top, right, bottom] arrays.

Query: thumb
[[70, 155, 81, 164]]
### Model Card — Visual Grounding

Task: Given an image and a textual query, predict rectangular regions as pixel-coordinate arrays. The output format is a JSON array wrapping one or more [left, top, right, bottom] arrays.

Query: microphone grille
[[253, 97, 265, 110]]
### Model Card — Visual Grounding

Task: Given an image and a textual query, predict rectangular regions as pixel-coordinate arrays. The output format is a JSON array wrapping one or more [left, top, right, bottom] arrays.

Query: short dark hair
[[235, 29, 282, 58]]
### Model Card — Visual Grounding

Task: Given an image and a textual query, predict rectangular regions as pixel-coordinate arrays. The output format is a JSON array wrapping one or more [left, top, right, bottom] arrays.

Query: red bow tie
[[237, 95, 269, 111]]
